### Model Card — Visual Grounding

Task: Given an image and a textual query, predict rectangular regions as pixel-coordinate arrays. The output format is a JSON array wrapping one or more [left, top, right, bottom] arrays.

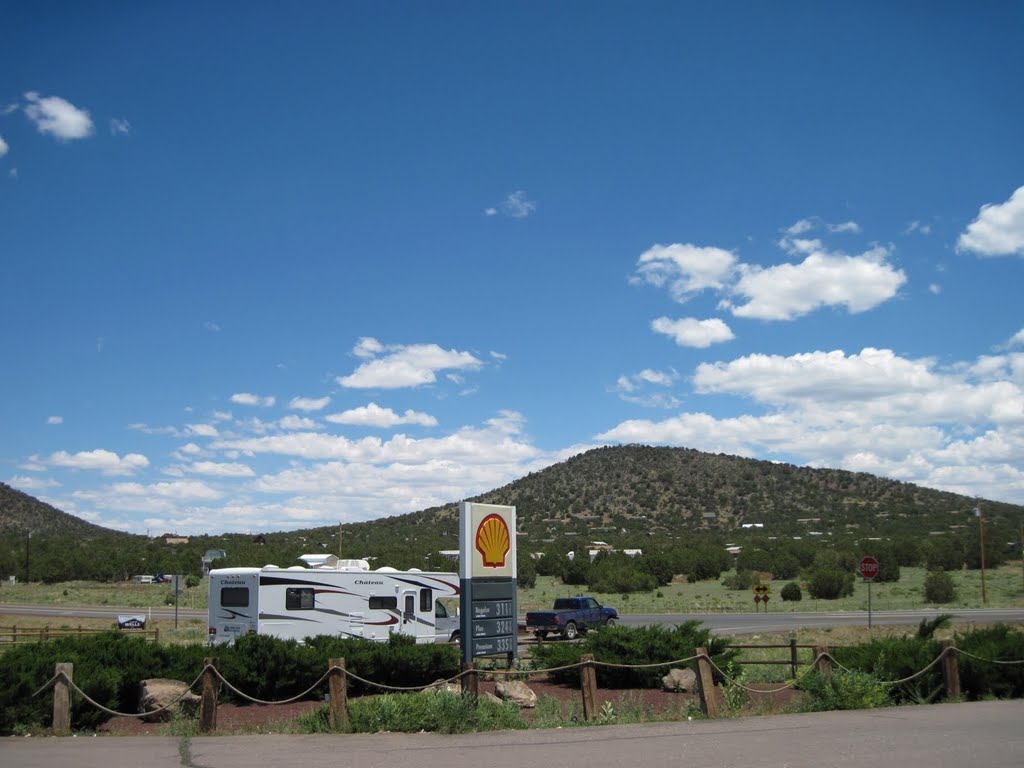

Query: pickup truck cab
[[525, 596, 618, 640]]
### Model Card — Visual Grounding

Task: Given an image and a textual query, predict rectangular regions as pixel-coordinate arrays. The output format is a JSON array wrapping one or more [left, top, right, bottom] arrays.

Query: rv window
[[368, 596, 397, 610], [435, 602, 448, 619], [285, 587, 315, 610], [420, 588, 432, 612], [221, 587, 249, 608]]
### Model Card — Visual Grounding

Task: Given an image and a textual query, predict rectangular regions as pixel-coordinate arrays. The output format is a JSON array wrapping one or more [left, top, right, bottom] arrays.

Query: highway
[[3, 603, 1022, 635]]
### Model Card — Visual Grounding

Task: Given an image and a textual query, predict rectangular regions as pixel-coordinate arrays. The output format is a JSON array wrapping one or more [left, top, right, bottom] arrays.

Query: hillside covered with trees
[[1, 446, 1020, 583]]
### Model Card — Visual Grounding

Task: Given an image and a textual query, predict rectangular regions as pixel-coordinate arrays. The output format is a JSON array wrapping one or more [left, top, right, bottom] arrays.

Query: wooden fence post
[[579, 654, 598, 721], [790, 637, 798, 678], [328, 657, 348, 730], [814, 646, 832, 682], [200, 657, 218, 733], [52, 662, 73, 735], [694, 648, 719, 718], [940, 639, 961, 699], [461, 661, 478, 701]]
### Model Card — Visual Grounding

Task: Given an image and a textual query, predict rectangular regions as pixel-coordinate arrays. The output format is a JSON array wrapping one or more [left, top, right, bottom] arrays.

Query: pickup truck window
[[584, 598, 599, 610]]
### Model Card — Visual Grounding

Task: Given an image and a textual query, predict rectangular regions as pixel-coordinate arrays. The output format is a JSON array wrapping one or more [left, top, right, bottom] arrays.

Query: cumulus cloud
[[186, 461, 255, 478], [288, 396, 330, 412], [280, 415, 318, 430], [185, 423, 220, 438], [498, 190, 536, 219], [9, 475, 59, 491], [0, 135, 8, 157], [630, 243, 738, 303], [1009, 329, 1024, 348], [614, 369, 681, 408], [325, 402, 438, 428], [728, 245, 906, 320], [957, 185, 1024, 257], [46, 415, 63, 425], [203, 321, 221, 332], [338, 339, 482, 389], [23, 92, 94, 140], [230, 392, 276, 407], [599, 345, 1024, 502], [38, 449, 149, 476], [109, 118, 131, 135], [651, 316, 735, 348]]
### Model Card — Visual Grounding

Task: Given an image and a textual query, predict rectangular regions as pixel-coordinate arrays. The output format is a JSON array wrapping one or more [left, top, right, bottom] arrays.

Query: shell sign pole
[[459, 502, 517, 663]]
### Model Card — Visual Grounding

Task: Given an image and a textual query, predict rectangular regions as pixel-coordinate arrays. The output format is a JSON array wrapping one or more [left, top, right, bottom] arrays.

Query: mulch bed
[[97, 677, 805, 736]]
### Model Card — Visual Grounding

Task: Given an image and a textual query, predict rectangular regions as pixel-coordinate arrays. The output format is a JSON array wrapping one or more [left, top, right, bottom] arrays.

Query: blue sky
[[2, 2, 1023, 535]]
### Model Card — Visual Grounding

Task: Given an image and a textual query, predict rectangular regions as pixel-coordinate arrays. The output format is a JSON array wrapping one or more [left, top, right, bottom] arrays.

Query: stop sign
[[859, 556, 879, 580]]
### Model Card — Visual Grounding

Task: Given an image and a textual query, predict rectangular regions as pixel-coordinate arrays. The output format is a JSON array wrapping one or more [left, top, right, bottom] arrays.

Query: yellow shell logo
[[475, 513, 510, 568]]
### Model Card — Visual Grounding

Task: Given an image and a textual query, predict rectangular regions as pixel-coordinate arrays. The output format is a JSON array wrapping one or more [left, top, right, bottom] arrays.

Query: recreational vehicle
[[207, 554, 460, 645]]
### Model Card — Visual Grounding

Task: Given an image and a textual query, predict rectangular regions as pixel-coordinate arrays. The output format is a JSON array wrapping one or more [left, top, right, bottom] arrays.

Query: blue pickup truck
[[524, 596, 618, 640]]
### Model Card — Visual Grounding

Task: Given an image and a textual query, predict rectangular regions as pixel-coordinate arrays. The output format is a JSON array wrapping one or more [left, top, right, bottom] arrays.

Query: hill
[[2, 446, 1020, 580], [0, 482, 128, 539]]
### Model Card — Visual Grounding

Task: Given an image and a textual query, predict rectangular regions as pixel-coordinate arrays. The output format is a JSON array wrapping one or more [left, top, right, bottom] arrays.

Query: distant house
[[741, 523, 764, 529], [438, 550, 460, 561], [164, 536, 189, 545], [252, 534, 267, 545]]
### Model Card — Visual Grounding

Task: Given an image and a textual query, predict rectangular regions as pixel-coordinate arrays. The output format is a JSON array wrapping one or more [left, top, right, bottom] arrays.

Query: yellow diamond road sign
[[753, 583, 770, 596]]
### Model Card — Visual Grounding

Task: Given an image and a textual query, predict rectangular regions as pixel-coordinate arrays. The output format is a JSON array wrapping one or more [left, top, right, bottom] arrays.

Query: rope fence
[[29, 641, 1023, 734]]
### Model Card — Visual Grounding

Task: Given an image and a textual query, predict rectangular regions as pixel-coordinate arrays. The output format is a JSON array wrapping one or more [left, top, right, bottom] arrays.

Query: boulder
[[138, 678, 200, 723], [494, 679, 537, 708], [424, 679, 461, 695], [661, 667, 697, 692], [482, 691, 503, 706]]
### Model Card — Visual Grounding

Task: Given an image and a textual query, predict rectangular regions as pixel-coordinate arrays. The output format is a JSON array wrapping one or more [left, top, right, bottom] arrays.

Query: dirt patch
[[97, 676, 804, 735]]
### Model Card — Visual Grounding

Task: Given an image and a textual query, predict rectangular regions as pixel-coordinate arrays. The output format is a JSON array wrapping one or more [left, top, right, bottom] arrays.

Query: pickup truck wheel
[[605, 618, 616, 628], [563, 622, 578, 641]]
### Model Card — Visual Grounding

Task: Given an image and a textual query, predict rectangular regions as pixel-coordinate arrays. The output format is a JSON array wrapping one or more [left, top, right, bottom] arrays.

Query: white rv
[[207, 554, 461, 646]]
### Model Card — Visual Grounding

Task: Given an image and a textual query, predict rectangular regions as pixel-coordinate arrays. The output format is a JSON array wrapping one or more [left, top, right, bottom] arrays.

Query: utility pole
[[25, 531, 31, 583], [338, 523, 343, 558], [976, 505, 988, 606]]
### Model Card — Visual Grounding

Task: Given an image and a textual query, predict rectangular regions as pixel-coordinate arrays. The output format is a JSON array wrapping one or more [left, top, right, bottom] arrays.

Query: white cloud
[[651, 316, 735, 348], [203, 321, 221, 332], [614, 369, 681, 408], [499, 190, 536, 219], [353, 336, 385, 358], [904, 220, 932, 236], [599, 344, 1024, 502], [338, 341, 482, 389], [786, 219, 814, 235], [230, 392, 276, 407], [728, 245, 906, 320], [185, 423, 220, 438], [957, 185, 1024, 257], [828, 221, 861, 234], [186, 461, 255, 478], [1009, 329, 1024, 348], [9, 475, 59, 491], [325, 402, 438, 428], [288, 396, 330, 412], [23, 92, 94, 140], [484, 207, 498, 216], [0, 135, 8, 157], [280, 415, 318, 430], [929, 283, 941, 295], [630, 243, 738, 303], [109, 118, 131, 135], [46, 415, 63, 425], [40, 449, 149, 476]]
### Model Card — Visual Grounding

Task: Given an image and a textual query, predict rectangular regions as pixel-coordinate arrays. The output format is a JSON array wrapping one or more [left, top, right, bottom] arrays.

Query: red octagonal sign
[[859, 556, 879, 580]]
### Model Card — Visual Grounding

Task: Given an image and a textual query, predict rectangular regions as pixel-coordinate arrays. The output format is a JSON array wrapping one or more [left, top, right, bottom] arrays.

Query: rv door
[[399, 589, 418, 638]]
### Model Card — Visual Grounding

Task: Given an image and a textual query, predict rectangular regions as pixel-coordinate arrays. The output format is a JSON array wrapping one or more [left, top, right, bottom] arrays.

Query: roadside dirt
[[97, 677, 804, 735]]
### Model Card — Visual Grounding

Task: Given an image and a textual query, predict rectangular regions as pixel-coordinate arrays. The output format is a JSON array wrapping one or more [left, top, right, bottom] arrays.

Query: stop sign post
[[859, 556, 878, 628]]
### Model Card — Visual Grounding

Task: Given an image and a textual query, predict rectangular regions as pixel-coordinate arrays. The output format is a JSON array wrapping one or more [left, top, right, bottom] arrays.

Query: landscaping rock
[[424, 679, 461, 695], [494, 679, 537, 708], [662, 667, 697, 692], [138, 678, 200, 722]]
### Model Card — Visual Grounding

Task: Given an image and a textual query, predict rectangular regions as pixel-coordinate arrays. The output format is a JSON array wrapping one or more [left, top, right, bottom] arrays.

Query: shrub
[[955, 624, 1024, 700], [831, 635, 942, 704], [807, 569, 854, 600], [798, 670, 889, 711], [721, 570, 757, 591], [531, 621, 736, 689], [923, 570, 956, 604], [780, 582, 802, 602]]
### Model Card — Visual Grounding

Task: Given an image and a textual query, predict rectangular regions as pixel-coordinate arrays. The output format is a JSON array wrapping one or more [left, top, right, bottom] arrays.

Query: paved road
[[4, 603, 1023, 635], [3, 700, 1022, 768]]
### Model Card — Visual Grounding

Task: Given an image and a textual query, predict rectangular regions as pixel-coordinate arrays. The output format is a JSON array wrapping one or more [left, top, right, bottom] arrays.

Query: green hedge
[[531, 621, 736, 689], [0, 632, 459, 734]]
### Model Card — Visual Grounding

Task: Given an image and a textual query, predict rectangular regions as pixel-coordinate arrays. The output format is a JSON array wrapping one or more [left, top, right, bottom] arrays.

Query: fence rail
[[0, 626, 159, 645]]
